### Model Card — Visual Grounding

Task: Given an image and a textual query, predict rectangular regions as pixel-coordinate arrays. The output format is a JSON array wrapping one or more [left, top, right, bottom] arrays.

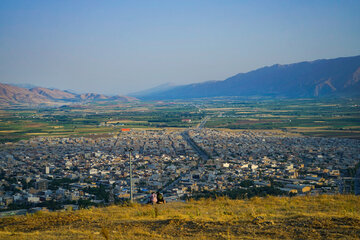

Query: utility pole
[[126, 147, 134, 202]]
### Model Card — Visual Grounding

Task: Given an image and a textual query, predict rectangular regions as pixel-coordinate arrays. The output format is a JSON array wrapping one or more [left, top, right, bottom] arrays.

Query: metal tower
[[125, 147, 134, 202]]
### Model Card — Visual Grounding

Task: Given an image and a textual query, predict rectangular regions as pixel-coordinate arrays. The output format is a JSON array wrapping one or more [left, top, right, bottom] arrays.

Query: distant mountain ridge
[[130, 82, 177, 97], [8, 83, 39, 89], [0, 83, 137, 106], [30, 87, 78, 100], [139, 55, 360, 99]]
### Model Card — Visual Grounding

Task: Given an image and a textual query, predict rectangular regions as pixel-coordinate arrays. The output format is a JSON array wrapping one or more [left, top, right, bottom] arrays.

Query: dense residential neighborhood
[[0, 129, 359, 215]]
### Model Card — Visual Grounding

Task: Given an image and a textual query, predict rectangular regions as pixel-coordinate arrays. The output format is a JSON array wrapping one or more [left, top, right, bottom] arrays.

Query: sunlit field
[[1, 195, 359, 239]]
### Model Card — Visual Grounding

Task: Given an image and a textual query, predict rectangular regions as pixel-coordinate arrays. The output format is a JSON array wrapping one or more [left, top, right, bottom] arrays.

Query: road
[[161, 131, 209, 194], [113, 115, 213, 202], [196, 115, 210, 129], [161, 116, 211, 195], [181, 131, 209, 161]]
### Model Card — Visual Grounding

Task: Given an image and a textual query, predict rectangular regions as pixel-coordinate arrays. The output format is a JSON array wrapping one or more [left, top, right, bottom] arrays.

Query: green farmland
[[0, 97, 359, 142]]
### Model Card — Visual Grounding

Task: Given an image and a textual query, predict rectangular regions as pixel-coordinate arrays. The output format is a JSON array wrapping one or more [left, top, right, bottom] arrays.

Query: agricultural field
[[201, 98, 360, 139], [0, 101, 204, 143], [0, 98, 359, 142]]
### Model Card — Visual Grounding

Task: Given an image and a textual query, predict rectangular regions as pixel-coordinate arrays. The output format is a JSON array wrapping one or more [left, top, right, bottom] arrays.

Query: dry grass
[[0, 195, 359, 239]]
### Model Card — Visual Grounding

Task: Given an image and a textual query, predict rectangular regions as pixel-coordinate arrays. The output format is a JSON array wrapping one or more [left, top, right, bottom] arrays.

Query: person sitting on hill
[[156, 192, 166, 204], [148, 192, 157, 204]]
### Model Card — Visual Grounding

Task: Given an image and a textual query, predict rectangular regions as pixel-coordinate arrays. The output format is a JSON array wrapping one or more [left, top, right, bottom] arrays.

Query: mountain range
[[2, 55, 360, 106], [0, 83, 137, 106], [136, 55, 360, 99]]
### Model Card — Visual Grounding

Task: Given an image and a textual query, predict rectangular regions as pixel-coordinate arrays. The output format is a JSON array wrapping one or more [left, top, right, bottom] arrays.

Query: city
[[1, 127, 359, 215]]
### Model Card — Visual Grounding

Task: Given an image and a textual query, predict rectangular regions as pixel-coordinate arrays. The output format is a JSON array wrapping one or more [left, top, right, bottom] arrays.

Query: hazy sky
[[1, 0, 360, 95]]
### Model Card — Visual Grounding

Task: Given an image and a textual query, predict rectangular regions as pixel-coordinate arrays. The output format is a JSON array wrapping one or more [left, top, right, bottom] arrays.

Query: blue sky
[[1, 0, 360, 95]]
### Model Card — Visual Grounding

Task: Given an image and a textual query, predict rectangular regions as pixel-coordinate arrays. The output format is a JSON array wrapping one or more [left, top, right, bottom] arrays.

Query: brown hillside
[[80, 93, 108, 100], [0, 83, 138, 106], [30, 87, 77, 100], [0, 195, 359, 240], [0, 83, 50, 105]]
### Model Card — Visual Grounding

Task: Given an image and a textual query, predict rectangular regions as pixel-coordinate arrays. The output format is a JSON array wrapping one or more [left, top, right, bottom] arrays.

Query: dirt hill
[[0, 83, 50, 105], [0, 83, 138, 106], [30, 87, 78, 100], [0, 195, 359, 239]]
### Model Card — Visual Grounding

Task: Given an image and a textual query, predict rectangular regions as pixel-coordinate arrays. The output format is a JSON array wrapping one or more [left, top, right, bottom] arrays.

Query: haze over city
[[1, 0, 360, 95]]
